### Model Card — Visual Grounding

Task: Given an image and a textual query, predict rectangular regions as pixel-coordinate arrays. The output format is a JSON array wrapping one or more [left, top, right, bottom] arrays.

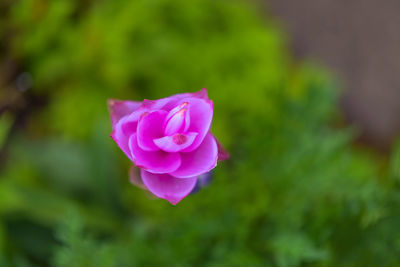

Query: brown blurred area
[[266, 0, 400, 150]]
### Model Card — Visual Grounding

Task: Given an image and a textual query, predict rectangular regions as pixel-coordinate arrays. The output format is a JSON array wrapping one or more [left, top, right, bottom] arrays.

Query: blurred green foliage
[[1, 0, 400, 266]]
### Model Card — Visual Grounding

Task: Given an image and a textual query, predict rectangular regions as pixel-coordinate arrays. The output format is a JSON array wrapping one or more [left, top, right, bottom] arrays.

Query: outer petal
[[108, 99, 141, 126], [215, 137, 230, 161], [136, 110, 167, 151], [140, 94, 184, 112], [129, 134, 181, 173], [190, 171, 213, 194], [170, 133, 218, 178], [129, 165, 147, 190], [141, 88, 210, 112], [112, 106, 156, 155], [111, 115, 138, 161], [141, 170, 197, 205], [171, 88, 210, 102], [154, 132, 198, 152], [187, 88, 209, 100], [179, 97, 213, 152]]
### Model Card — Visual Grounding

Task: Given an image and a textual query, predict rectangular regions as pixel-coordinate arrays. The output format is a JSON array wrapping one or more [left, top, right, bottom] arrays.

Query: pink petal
[[110, 104, 149, 160], [129, 134, 181, 173], [170, 133, 218, 178], [154, 132, 198, 153], [140, 97, 178, 112], [171, 88, 210, 102], [141, 170, 197, 205], [188, 88, 209, 100], [215, 137, 230, 161], [129, 165, 147, 190], [179, 97, 213, 152], [108, 99, 142, 126], [140, 89, 211, 112], [136, 110, 167, 151], [111, 115, 138, 161], [164, 103, 190, 135]]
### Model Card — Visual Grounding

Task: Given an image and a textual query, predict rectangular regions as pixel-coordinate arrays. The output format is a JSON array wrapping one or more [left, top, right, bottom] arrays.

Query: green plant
[[0, 0, 399, 266]]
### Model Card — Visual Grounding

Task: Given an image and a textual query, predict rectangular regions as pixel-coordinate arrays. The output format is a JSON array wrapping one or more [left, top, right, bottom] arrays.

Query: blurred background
[[267, 0, 400, 151], [0, 0, 399, 266]]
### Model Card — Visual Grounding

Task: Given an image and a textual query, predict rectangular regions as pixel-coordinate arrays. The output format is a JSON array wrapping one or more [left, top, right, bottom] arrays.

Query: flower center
[[164, 102, 190, 135], [172, 133, 188, 145]]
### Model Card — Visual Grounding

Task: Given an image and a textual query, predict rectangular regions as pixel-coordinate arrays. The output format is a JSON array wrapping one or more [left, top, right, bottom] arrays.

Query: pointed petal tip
[[218, 150, 230, 161], [107, 98, 118, 108], [165, 196, 182, 205], [215, 137, 229, 161], [140, 170, 197, 205], [190, 88, 209, 100], [108, 99, 142, 125]]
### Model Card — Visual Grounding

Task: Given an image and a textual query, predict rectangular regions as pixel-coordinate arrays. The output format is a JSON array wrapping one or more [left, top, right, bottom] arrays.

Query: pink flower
[[108, 89, 229, 205]]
